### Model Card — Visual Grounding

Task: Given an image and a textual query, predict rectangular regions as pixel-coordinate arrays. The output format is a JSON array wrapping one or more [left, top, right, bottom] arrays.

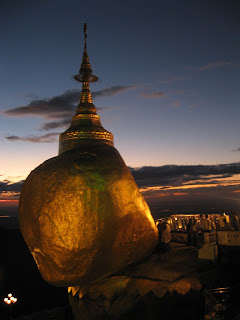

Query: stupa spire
[[74, 23, 98, 104], [59, 24, 113, 154], [84, 22, 87, 48]]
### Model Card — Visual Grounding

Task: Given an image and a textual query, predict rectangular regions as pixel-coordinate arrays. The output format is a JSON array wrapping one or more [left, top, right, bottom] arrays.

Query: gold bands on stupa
[[73, 114, 100, 121], [76, 105, 97, 114], [60, 130, 113, 143], [58, 23, 113, 154]]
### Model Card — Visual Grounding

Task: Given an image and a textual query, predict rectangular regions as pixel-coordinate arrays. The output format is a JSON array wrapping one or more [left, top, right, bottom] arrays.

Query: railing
[[205, 285, 240, 320], [205, 287, 232, 320]]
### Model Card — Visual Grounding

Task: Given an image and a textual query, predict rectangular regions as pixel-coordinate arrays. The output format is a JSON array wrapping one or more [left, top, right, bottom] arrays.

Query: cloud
[[0, 180, 24, 199], [4, 86, 136, 120], [0, 180, 24, 192], [5, 133, 60, 143], [232, 148, 240, 152], [5, 89, 80, 119], [141, 91, 166, 99], [190, 61, 239, 71], [40, 119, 72, 131], [0, 179, 24, 202], [2, 85, 136, 134], [130, 163, 240, 189], [130, 164, 240, 217], [93, 85, 136, 98], [198, 61, 232, 70]]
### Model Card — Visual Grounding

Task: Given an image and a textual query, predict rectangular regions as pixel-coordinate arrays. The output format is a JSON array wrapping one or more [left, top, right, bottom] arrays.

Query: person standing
[[161, 223, 171, 251], [192, 220, 198, 247]]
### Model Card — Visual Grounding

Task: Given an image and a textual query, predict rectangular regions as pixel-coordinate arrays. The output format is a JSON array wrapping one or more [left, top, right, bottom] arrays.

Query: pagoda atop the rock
[[19, 24, 158, 288], [59, 24, 113, 154]]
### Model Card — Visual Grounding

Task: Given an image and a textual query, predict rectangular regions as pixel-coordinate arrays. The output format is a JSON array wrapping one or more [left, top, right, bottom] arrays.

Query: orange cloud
[[139, 175, 240, 194], [173, 192, 188, 196], [0, 199, 19, 205], [143, 192, 188, 199], [144, 193, 168, 198]]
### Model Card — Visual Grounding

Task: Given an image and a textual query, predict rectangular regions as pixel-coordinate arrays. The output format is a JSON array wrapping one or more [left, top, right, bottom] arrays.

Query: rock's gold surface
[[19, 144, 158, 287]]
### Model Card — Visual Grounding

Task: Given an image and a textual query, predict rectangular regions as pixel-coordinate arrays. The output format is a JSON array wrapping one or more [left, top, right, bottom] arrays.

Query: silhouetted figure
[[199, 214, 210, 231], [219, 213, 231, 230], [204, 214, 212, 231], [230, 213, 239, 231], [161, 223, 171, 251], [192, 220, 198, 247], [157, 221, 166, 248]]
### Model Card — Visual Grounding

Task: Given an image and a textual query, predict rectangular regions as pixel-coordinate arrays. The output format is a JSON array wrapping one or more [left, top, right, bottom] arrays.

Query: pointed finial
[[74, 23, 98, 83], [84, 23, 87, 49]]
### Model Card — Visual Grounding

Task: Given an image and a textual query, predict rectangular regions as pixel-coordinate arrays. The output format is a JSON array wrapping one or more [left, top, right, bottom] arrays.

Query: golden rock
[[19, 144, 158, 287], [19, 24, 158, 287]]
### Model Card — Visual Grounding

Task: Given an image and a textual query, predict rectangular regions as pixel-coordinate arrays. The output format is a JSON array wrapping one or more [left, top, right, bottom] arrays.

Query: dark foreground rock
[[68, 244, 224, 320]]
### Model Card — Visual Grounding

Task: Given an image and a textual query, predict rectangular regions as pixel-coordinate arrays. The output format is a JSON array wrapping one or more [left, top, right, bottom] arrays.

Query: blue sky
[[1, 0, 240, 216]]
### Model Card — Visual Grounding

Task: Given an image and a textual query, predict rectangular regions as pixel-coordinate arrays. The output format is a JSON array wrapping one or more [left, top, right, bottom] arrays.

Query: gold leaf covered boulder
[[19, 144, 158, 287], [19, 24, 158, 287]]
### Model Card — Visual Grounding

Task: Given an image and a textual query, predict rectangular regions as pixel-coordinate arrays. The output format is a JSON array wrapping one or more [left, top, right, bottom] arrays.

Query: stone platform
[[68, 243, 220, 319]]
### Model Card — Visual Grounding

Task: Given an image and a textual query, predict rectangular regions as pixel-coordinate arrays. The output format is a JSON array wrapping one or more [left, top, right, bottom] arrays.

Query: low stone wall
[[217, 231, 240, 246]]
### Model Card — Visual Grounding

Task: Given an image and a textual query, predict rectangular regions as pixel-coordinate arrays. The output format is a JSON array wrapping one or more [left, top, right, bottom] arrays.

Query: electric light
[[4, 293, 17, 305], [4, 293, 17, 319]]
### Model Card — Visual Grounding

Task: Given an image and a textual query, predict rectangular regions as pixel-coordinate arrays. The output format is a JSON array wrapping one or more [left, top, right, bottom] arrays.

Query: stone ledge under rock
[[68, 243, 218, 319]]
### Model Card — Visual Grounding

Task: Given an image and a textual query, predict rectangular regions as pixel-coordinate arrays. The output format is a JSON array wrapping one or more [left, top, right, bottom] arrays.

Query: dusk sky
[[1, 0, 240, 221]]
